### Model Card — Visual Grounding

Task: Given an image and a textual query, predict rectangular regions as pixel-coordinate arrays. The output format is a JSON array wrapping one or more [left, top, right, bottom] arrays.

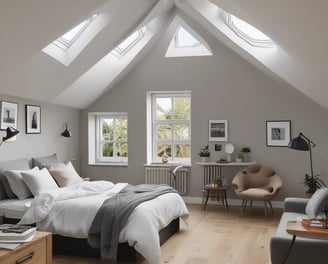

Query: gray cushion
[[0, 182, 7, 200], [305, 187, 328, 218], [0, 158, 31, 198], [5, 168, 38, 200], [32, 153, 58, 169]]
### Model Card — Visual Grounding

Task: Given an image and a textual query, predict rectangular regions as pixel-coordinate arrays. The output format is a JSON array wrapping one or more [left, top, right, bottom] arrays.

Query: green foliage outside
[[102, 118, 128, 157], [156, 97, 191, 159]]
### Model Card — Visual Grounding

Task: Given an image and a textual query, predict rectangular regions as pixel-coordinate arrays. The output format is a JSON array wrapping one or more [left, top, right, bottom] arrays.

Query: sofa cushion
[[305, 187, 328, 218]]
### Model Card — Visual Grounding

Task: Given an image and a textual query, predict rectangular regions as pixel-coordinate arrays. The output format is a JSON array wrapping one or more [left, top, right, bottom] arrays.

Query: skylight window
[[175, 26, 200, 48], [111, 28, 145, 58], [223, 12, 275, 48], [165, 22, 212, 58], [53, 14, 98, 50]]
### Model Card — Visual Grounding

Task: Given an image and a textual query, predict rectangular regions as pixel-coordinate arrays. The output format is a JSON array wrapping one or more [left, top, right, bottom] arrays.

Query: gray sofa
[[270, 197, 328, 264]]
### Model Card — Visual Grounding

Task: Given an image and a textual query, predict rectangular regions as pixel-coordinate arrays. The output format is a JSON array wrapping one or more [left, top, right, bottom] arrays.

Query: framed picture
[[1, 101, 18, 130], [266, 120, 291, 147], [209, 120, 228, 141], [26, 105, 41, 134]]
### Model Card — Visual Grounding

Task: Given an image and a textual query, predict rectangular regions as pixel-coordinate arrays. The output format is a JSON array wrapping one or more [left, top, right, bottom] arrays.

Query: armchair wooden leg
[[239, 200, 246, 216], [264, 201, 268, 219], [268, 200, 274, 216]]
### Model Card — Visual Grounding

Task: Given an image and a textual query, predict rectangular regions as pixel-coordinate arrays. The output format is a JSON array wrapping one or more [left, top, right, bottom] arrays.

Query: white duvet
[[19, 181, 189, 264]]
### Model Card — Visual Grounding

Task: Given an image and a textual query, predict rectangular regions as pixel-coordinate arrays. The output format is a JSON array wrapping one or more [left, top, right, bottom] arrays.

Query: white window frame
[[53, 14, 98, 50], [150, 92, 191, 164], [222, 12, 275, 48], [88, 112, 128, 165], [111, 28, 145, 58]]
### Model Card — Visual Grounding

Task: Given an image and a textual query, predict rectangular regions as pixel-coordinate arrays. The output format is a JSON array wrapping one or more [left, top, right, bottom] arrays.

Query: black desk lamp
[[0, 126, 19, 146], [288, 132, 315, 177]]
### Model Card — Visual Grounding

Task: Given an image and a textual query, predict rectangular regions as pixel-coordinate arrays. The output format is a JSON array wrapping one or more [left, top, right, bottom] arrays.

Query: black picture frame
[[266, 120, 291, 147], [208, 120, 228, 142], [26, 105, 41, 134], [0, 101, 18, 130]]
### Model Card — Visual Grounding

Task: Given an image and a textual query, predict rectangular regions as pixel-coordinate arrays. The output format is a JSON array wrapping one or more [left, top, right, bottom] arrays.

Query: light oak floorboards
[[53, 203, 282, 264]]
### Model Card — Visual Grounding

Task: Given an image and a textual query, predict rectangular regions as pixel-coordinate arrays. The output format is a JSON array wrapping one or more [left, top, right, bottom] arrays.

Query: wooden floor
[[53, 203, 282, 264]]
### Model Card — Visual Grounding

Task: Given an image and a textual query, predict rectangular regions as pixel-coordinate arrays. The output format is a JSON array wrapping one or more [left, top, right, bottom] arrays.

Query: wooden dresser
[[0, 231, 52, 264]]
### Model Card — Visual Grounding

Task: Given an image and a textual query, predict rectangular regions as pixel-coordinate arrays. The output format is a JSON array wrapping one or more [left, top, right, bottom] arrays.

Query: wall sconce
[[61, 123, 71, 138], [0, 126, 19, 146]]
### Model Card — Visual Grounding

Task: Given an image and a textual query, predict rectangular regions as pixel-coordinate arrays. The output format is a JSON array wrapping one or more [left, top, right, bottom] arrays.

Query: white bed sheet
[[19, 181, 189, 264], [0, 198, 32, 219]]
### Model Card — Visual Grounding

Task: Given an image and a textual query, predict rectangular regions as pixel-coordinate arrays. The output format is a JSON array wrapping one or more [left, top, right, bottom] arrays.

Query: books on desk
[[0, 224, 36, 249]]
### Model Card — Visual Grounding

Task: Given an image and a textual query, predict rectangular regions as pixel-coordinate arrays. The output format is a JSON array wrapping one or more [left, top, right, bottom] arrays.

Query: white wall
[[0, 95, 80, 171], [80, 19, 328, 201]]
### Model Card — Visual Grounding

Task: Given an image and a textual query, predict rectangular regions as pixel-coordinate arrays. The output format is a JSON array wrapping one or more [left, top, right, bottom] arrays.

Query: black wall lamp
[[0, 126, 19, 146], [61, 123, 71, 138]]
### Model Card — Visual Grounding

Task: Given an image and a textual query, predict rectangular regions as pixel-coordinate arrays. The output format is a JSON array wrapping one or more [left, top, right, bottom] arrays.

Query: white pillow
[[49, 161, 83, 187], [305, 187, 328, 218], [4, 167, 39, 200], [21, 168, 59, 196]]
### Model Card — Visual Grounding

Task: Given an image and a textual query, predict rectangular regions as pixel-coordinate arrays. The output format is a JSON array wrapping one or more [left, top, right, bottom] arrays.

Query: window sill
[[89, 162, 128, 167], [144, 163, 191, 168]]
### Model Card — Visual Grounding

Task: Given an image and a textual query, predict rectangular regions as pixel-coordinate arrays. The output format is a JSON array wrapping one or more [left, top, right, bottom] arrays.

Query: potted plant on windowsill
[[199, 145, 210, 162], [304, 173, 326, 197]]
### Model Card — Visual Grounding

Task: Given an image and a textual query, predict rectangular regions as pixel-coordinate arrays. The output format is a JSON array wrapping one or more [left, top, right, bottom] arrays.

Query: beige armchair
[[232, 164, 282, 218]]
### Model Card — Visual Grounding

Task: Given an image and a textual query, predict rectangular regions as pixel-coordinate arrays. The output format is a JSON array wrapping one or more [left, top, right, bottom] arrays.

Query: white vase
[[202, 157, 209, 163]]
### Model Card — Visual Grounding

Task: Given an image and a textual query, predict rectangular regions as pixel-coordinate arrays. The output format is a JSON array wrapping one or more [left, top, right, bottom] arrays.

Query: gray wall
[[80, 21, 328, 201], [0, 95, 80, 171]]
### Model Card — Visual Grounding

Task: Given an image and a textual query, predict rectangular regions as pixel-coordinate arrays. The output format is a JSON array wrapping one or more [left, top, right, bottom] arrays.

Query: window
[[151, 92, 191, 163], [175, 26, 200, 48], [165, 22, 213, 58], [223, 12, 275, 48], [53, 14, 98, 50], [111, 28, 145, 58], [88, 112, 128, 165]]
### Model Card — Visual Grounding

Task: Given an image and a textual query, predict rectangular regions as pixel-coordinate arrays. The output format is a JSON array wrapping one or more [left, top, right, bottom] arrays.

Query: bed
[[0, 156, 189, 264]]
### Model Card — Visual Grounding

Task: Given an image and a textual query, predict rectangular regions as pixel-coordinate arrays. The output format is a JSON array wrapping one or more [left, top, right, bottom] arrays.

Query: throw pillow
[[5, 167, 39, 200], [0, 158, 31, 198], [49, 162, 83, 187], [305, 187, 328, 218], [21, 168, 59, 196]]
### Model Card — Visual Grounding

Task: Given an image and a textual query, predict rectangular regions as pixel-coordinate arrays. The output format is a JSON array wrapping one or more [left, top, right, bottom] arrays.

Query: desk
[[196, 161, 257, 186], [283, 220, 328, 263]]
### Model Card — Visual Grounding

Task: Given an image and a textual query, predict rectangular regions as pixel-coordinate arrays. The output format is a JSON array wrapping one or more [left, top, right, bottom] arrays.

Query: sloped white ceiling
[[0, 0, 327, 110]]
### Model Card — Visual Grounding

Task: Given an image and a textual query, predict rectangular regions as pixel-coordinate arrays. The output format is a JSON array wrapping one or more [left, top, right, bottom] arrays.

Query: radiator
[[202, 165, 221, 186], [144, 167, 188, 195]]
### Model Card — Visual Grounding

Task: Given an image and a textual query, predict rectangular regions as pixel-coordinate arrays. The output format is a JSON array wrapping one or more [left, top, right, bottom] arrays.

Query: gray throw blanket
[[87, 184, 177, 261]]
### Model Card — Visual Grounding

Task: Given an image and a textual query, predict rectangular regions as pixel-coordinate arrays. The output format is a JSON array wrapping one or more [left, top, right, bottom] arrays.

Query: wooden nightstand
[[0, 231, 52, 264]]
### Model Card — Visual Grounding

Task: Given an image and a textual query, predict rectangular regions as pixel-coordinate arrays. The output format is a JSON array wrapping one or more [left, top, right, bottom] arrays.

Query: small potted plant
[[236, 152, 243, 162], [304, 173, 326, 197], [240, 147, 251, 162], [199, 145, 210, 162]]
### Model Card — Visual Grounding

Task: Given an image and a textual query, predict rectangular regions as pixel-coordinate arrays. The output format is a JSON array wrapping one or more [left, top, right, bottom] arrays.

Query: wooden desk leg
[[223, 190, 229, 211], [203, 190, 210, 210]]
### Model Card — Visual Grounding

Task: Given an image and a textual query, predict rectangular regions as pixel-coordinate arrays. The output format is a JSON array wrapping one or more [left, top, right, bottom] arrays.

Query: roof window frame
[[222, 12, 275, 48], [53, 14, 98, 50]]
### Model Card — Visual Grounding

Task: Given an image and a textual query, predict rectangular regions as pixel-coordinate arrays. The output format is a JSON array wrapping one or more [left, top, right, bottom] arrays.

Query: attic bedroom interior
[[0, 0, 328, 263]]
